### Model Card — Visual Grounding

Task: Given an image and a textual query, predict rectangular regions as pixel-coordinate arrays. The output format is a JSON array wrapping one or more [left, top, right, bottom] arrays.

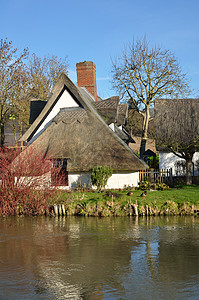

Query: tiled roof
[[53, 108, 87, 124]]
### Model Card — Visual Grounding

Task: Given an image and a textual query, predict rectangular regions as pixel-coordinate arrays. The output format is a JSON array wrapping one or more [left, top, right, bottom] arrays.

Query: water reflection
[[0, 216, 199, 299]]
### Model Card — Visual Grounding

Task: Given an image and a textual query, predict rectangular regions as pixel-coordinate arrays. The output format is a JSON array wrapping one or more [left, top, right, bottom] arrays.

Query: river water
[[0, 216, 199, 299]]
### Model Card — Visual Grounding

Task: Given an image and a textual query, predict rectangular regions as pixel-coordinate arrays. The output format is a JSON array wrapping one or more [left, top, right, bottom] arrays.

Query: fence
[[139, 168, 173, 185]]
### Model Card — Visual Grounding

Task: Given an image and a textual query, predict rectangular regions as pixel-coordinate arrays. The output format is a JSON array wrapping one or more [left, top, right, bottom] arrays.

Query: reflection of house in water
[[125, 217, 199, 299], [0, 217, 138, 298], [157, 218, 199, 282], [1, 217, 199, 298], [35, 217, 138, 298]]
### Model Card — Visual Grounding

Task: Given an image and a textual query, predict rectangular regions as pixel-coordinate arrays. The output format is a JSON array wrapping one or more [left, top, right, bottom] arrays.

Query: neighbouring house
[[155, 98, 199, 176], [0, 119, 27, 147], [129, 136, 157, 155], [2, 120, 20, 147], [19, 61, 148, 189], [129, 137, 157, 168]]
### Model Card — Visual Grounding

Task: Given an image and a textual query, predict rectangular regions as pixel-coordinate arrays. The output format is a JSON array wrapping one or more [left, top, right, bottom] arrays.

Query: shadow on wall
[[70, 173, 92, 189]]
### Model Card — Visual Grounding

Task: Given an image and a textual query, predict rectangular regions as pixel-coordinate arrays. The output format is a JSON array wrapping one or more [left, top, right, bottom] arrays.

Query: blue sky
[[1, 0, 199, 98]]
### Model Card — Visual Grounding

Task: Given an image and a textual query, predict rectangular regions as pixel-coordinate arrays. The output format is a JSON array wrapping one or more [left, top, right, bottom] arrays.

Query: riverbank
[[1, 184, 199, 217], [50, 185, 199, 217]]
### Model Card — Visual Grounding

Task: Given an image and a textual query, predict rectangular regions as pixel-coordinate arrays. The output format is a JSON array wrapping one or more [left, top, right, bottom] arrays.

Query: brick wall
[[76, 61, 97, 101]]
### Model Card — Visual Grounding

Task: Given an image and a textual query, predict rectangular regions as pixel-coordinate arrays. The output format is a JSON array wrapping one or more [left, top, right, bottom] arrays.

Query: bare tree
[[0, 38, 28, 146], [155, 99, 199, 185], [28, 54, 69, 101], [169, 142, 198, 186], [0, 39, 70, 147], [14, 54, 70, 140], [112, 37, 190, 158], [125, 107, 155, 139], [11, 69, 31, 143]]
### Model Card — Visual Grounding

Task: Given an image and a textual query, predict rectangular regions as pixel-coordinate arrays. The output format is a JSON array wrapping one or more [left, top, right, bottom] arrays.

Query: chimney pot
[[76, 61, 97, 101]]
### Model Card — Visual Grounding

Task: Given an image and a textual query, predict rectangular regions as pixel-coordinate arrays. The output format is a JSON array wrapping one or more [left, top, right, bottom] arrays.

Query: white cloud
[[97, 77, 111, 81]]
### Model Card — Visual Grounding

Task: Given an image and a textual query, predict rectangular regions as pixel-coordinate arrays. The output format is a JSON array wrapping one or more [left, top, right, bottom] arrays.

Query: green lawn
[[51, 185, 199, 216], [136, 185, 199, 205]]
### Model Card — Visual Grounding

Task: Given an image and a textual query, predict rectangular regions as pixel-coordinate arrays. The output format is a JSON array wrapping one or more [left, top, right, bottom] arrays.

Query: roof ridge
[[20, 73, 93, 142]]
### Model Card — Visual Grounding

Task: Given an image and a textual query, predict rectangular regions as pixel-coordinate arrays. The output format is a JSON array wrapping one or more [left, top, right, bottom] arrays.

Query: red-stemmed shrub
[[0, 147, 58, 216]]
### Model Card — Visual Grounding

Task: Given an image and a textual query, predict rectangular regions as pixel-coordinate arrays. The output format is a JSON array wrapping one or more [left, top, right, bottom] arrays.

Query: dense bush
[[91, 165, 113, 191], [138, 180, 169, 191], [0, 147, 56, 216]]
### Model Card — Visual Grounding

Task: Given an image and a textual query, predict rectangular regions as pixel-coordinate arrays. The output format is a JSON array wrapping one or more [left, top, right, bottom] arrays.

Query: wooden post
[[54, 204, 58, 216], [58, 204, 62, 216], [129, 204, 133, 216], [169, 168, 173, 186], [146, 205, 149, 216], [62, 204, 66, 216], [133, 200, 138, 216]]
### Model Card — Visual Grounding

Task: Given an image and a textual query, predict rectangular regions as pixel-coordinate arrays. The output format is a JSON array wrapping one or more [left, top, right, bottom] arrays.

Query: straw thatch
[[29, 107, 147, 172], [116, 103, 128, 126], [114, 126, 135, 144], [93, 97, 119, 124], [93, 97, 128, 126], [20, 72, 148, 172], [129, 136, 157, 154], [20, 74, 87, 142]]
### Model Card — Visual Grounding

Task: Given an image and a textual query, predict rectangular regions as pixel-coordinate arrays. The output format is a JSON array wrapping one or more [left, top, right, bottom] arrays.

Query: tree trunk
[[0, 123, 5, 147], [186, 159, 193, 185], [19, 121, 24, 147], [140, 138, 147, 159], [140, 105, 150, 159]]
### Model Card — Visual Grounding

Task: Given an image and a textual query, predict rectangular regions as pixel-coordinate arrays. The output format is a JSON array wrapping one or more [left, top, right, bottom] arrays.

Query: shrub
[[138, 180, 169, 191], [138, 180, 151, 190], [91, 165, 113, 191], [0, 147, 56, 216]]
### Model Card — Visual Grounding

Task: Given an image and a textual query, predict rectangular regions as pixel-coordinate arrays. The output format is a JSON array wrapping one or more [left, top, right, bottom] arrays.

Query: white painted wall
[[109, 123, 115, 131], [69, 173, 91, 189], [33, 89, 79, 138], [17, 171, 140, 190], [106, 172, 139, 189], [159, 151, 199, 175], [68, 171, 139, 189]]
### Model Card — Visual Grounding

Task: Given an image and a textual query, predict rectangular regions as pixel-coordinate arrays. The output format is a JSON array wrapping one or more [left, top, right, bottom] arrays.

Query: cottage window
[[51, 158, 68, 186]]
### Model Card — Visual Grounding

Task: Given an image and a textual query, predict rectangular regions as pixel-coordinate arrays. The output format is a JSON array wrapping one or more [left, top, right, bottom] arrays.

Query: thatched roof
[[28, 105, 147, 171], [20, 74, 88, 142], [129, 137, 157, 154], [114, 126, 135, 144], [155, 98, 199, 151], [20, 74, 128, 143], [94, 97, 119, 124], [116, 103, 128, 126], [93, 97, 128, 126], [20, 73, 148, 172]]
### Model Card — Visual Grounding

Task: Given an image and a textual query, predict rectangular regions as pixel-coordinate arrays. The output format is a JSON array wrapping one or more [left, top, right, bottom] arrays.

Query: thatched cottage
[[155, 98, 199, 176], [20, 61, 148, 189]]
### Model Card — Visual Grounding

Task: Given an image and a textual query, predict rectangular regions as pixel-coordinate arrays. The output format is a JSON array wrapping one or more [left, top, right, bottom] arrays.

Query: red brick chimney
[[76, 61, 97, 101]]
